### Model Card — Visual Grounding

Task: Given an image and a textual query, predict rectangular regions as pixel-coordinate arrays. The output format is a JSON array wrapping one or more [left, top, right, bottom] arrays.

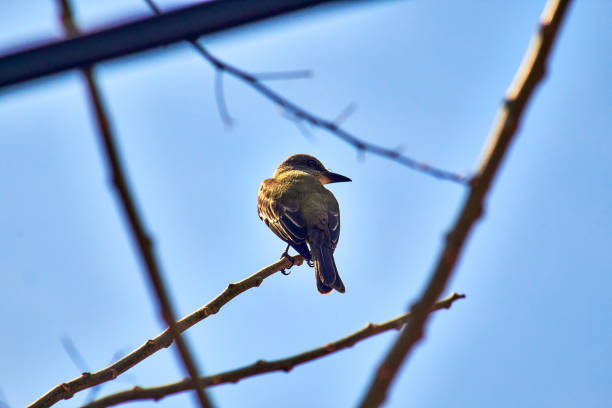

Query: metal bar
[[0, 0, 348, 88]]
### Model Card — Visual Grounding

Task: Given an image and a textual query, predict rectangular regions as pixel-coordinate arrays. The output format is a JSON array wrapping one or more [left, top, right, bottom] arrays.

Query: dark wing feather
[[328, 207, 340, 251], [258, 181, 311, 259]]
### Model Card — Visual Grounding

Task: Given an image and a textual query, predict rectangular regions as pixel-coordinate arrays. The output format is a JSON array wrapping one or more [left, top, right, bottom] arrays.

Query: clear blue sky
[[1, 1, 610, 407]]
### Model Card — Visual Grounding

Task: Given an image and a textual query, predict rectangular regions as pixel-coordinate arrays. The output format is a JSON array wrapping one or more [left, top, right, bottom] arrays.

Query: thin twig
[[143, 0, 467, 185], [84, 293, 465, 408], [253, 69, 312, 80], [281, 109, 315, 140], [27, 255, 302, 408], [60, 337, 129, 403], [61, 337, 89, 373], [86, 348, 139, 403], [51, 2, 213, 408], [214, 70, 234, 126], [334, 102, 358, 125], [358, 1, 573, 407]]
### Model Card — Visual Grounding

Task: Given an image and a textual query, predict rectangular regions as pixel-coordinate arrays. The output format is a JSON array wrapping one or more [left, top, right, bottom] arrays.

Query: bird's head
[[274, 154, 352, 185]]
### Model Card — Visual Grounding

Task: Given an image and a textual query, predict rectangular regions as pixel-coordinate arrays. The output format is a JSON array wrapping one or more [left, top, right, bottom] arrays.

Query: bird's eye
[[307, 159, 317, 167]]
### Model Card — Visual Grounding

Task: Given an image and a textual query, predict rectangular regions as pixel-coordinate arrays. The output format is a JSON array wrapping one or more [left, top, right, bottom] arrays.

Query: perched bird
[[257, 154, 351, 294]]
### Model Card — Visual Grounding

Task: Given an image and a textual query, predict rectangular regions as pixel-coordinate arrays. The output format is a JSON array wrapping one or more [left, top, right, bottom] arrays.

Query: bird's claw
[[307, 259, 314, 268], [280, 251, 294, 275]]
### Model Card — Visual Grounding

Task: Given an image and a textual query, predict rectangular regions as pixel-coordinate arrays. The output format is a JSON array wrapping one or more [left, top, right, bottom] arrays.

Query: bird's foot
[[280, 247, 294, 275], [307, 259, 314, 268]]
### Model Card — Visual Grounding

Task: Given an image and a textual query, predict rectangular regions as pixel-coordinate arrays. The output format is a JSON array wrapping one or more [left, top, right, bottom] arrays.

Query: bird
[[257, 154, 351, 294]]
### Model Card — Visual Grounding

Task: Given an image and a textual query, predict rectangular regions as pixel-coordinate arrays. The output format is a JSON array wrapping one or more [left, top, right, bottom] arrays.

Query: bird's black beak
[[321, 171, 352, 184]]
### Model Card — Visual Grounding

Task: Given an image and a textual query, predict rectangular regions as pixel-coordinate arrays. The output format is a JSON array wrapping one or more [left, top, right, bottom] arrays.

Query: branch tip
[[254, 69, 312, 81], [334, 102, 357, 125]]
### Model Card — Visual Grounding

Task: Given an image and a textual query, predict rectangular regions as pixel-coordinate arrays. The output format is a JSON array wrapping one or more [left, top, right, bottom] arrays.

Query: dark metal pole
[[0, 0, 351, 88]]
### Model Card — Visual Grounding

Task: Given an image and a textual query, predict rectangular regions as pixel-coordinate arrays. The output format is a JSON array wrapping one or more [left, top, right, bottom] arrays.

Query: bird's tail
[[311, 244, 345, 294]]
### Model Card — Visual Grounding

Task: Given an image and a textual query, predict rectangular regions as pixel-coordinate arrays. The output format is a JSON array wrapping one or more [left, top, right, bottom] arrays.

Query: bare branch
[[214, 70, 234, 126], [83, 293, 465, 408], [334, 102, 358, 125], [253, 69, 312, 81], [61, 337, 90, 373], [60, 337, 132, 403], [48, 2, 213, 408], [358, 1, 574, 406], [143, 1, 468, 185], [27, 255, 302, 408]]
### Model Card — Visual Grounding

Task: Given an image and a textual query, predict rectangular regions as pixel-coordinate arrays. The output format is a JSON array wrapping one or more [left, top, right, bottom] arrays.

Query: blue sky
[[1, 1, 610, 407]]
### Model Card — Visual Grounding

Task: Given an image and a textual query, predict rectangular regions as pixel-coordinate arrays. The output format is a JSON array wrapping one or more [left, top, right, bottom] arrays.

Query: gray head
[[274, 154, 351, 184]]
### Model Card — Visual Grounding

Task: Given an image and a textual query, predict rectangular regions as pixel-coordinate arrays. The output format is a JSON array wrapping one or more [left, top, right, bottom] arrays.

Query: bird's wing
[[258, 180, 309, 257]]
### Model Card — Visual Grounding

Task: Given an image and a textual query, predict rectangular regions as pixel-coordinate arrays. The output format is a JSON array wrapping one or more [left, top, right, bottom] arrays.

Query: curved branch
[[214, 69, 234, 126], [27, 255, 302, 408], [55, 1, 212, 407], [84, 293, 465, 408], [144, 0, 468, 185], [358, 1, 574, 406]]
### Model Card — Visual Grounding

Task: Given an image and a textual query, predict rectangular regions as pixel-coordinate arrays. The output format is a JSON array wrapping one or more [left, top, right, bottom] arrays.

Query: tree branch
[[143, 0, 467, 185], [83, 293, 465, 408], [358, 1, 574, 407], [0, 0, 364, 88], [27, 255, 302, 408], [44, 2, 213, 408]]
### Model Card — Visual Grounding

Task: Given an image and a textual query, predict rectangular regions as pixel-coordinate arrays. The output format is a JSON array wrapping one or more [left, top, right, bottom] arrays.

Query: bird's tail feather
[[312, 245, 345, 294]]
